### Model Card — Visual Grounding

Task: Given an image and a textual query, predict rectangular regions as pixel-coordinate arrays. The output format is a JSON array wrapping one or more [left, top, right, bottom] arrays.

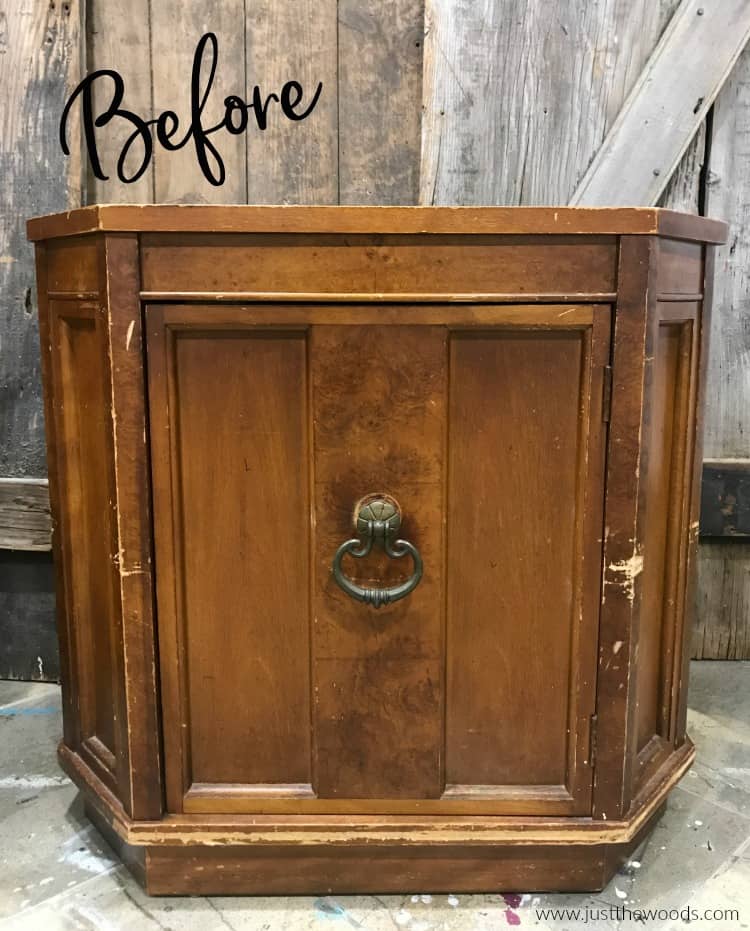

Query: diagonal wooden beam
[[571, 0, 750, 207]]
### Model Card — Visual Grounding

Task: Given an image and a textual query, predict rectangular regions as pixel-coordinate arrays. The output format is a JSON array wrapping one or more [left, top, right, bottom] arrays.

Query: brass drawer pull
[[331, 495, 423, 609]]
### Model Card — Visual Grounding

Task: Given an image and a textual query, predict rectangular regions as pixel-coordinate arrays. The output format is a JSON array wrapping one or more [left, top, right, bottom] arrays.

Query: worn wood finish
[[151, 3, 246, 203], [31, 206, 724, 893], [147, 309, 312, 811], [27, 205, 727, 242], [0, 0, 82, 681], [139, 233, 618, 298], [445, 319, 608, 814], [46, 296, 123, 793], [311, 323, 444, 801], [695, 46, 750, 658], [594, 236, 656, 821], [86, 0, 153, 203], [338, 0, 423, 204], [99, 234, 162, 819], [0, 0, 81, 485], [0, 479, 51, 551], [572, 0, 750, 207], [420, 0, 679, 206], [245, 0, 337, 204]]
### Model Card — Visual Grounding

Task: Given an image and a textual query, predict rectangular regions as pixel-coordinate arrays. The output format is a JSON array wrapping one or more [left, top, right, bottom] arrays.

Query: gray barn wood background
[[1, 0, 748, 678]]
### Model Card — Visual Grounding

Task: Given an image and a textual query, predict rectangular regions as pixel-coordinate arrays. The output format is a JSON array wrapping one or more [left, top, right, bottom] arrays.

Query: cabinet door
[[147, 303, 609, 816]]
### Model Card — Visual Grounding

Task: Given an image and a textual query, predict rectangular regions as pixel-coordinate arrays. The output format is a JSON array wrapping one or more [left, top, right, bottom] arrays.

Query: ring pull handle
[[331, 495, 423, 609]]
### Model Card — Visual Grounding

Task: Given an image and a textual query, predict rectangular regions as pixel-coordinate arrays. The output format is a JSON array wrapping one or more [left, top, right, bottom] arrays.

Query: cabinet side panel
[[636, 321, 692, 753], [48, 301, 120, 789], [446, 331, 587, 789], [153, 327, 312, 791]]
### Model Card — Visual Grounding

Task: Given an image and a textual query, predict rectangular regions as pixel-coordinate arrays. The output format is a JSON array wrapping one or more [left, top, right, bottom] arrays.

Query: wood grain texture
[[146, 309, 312, 810], [150, 2, 245, 203], [100, 234, 161, 818], [695, 542, 750, 659], [245, 0, 337, 204], [32, 212, 721, 891], [86, 0, 153, 203], [27, 205, 728, 242], [694, 45, 750, 658], [420, 0, 679, 205], [573, 0, 750, 207], [139, 232, 617, 296], [46, 298, 123, 794], [659, 124, 707, 213], [338, 0, 423, 204], [594, 236, 656, 821], [311, 324, 445, 800], [0, 0, 81, 482], [445, 322, 607, 814], [0, 479, 51, 551]]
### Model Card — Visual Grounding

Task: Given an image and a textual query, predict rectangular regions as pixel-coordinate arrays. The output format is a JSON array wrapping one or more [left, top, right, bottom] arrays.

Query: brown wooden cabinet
[[28, 205, 726, 895]]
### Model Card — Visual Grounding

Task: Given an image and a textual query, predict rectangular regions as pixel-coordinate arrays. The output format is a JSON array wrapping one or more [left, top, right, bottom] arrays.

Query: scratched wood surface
[[0, 0, 81, 680], [0, 0, 81, 478], [693, 45, 750, 659], [420, 0, 680, 205], [86, 0, 153, 203]]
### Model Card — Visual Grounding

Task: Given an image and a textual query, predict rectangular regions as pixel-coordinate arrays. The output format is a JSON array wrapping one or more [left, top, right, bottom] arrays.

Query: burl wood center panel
[[28, 205, 726, 894]]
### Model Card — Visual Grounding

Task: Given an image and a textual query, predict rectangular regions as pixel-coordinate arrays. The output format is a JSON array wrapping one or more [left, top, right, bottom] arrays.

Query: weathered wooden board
[[0, 479, 51, 552], [695, 543, 750, 659], [693, 44, 750, 658], [658, 123, 706, 213], [420, 0, 679, 204], [338, 0, 424, 204], [87, 0, 153, 203], [0, 0, 79, 681], [246, 0, 338, 204], [573, 0, 750, 207], [0, 0, 81, 479], [150, 3, 246, 203]]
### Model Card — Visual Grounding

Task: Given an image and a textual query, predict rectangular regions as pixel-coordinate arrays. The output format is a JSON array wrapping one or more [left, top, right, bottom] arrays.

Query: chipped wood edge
[[58, 739, 694, 848]]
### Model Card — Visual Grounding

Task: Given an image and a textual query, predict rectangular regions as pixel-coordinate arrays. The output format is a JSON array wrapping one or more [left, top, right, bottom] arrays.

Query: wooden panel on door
[[148, 303, 608, 816], [444, 319, 609, 815], [47, 301, 123, 794], [633, 302, 698, 791], [312, 324, 446, 799], [146, 307, 312, 812]]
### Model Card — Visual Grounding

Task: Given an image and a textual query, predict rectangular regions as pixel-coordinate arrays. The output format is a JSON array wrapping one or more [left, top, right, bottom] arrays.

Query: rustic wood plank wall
[[0, 0, 81, 680], [694, 46, 750, 659], [420, 0, 680, 205], [2, 0, 749, 671]]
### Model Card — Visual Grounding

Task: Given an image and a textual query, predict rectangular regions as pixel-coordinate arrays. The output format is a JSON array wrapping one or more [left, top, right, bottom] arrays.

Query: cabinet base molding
[[61, 740, 692, 894]]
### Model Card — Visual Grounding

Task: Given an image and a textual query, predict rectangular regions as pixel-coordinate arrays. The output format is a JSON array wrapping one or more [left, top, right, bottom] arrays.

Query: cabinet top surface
[[27, 204, 727, 244]]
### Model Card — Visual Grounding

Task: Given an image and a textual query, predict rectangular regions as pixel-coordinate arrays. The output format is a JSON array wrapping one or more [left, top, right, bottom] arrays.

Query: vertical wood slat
[[693, 44, 750, 659], [99, 234, 162, 819], [1, 0, 82, 479], [150, 2, 246, 203], [419, 0, 679, 205], [594, 236, 657, 821], [245, 1, 338, 204], [87, 0, 153, 203], [338, 0, 424, 204]]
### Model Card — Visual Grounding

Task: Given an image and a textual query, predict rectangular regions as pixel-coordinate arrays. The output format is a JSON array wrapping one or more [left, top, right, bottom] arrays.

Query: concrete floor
[[0, 664, 748, 930]]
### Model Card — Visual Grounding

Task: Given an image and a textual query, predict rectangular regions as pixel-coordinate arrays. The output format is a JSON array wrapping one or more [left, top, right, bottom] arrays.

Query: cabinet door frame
[[146, 302, 610, 816]]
